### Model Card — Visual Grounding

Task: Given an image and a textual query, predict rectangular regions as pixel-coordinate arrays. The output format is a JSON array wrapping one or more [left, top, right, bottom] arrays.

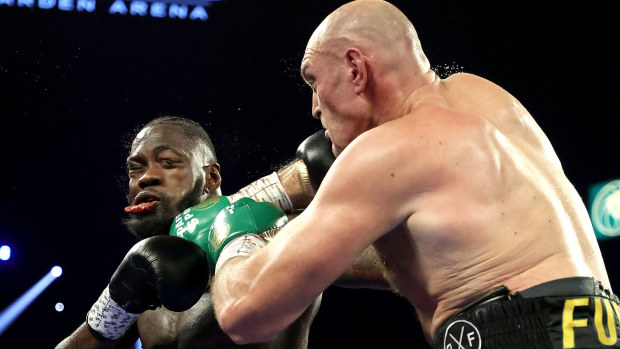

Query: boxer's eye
[[307, 80, 316, 91], [303, 74, 316, 91], [127, 163, 143, 173], [160, 158, 180, 169]]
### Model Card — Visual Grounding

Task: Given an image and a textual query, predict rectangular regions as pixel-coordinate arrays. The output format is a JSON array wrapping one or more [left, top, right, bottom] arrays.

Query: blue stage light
[[55, 303, 64, 312], [0, 245, 10, 261], [51, 266, 63, 278], [0, 267, 62, 335], [588, 178, 620, 240]]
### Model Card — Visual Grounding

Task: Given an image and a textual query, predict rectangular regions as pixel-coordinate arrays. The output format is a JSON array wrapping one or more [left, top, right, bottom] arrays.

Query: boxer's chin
[[123, 178, 204, 240], [123, 206, 177, 240]]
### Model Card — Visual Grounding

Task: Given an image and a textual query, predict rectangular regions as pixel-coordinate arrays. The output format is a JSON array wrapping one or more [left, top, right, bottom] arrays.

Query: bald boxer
[[209, 1, 619, 348], [56, 116, 384, 348]]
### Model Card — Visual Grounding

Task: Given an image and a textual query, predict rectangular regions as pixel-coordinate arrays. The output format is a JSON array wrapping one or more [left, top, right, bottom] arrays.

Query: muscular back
[[368, 73, 609, 338], [137, 291, 321, 348]]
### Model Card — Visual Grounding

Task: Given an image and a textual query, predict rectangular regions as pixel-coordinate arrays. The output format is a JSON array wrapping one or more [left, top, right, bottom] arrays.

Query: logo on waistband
[[443, 320, 481, 349]]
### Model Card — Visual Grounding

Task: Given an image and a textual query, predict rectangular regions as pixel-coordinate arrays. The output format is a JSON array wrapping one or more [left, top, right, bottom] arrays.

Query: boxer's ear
[[204, 163, 221, 194], [345, 48, 367, 95]]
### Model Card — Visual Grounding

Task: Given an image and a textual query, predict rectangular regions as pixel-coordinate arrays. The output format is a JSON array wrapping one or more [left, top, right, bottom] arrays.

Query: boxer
[[56, 116, 364, 348], [207, 2, 619, 348]]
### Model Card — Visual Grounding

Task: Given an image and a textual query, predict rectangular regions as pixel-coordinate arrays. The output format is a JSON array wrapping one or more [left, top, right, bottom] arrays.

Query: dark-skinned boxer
[[56, 117, 383, 349]]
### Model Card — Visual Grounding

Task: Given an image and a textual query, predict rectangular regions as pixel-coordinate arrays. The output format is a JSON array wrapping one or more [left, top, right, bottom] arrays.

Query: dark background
[[1, 1, 619, 348]]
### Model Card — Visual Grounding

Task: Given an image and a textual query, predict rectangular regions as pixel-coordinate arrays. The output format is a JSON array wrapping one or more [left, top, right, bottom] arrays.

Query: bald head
[[300, 1, 434, 153], [307, 0, 429, 73]]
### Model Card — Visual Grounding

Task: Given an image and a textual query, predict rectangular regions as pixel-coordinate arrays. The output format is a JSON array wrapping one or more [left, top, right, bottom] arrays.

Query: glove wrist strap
[[228, 172, 294, 212], [86, 286, 141, 341], [215, 234, 266, 274]]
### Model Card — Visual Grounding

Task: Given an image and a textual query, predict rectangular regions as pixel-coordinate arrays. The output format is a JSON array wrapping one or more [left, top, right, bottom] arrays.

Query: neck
[[373, 69, 438, 125], [202, 187, 222, 202]]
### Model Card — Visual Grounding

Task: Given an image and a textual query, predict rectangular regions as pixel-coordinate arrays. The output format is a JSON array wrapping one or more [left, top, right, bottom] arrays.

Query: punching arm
[[228, 129, 335, 212]]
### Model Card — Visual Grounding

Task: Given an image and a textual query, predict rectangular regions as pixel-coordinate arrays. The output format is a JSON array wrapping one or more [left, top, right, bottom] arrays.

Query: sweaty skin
[[56, 123, 321, 349], [211, 0, 611, 344], [136, 293, 320, 349], [128, 128, 322, 348]]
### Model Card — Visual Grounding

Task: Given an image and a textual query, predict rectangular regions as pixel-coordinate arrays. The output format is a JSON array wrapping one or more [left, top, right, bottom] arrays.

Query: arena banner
[[0, 0, 223, 21]]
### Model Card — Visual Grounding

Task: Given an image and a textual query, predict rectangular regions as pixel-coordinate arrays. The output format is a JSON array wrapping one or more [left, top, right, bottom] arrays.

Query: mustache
[[122, 193, 176, 240], [126, 188, 168, 206], [123, 177, 205, 240]]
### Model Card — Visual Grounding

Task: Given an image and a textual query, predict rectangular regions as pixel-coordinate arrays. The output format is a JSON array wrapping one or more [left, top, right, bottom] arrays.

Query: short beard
[[123, 178, 205, 241]]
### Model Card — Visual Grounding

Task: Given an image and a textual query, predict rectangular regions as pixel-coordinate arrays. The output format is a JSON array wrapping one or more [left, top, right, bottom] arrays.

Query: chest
[[135, 292, 320, 349], [136, 292, 237, 348]]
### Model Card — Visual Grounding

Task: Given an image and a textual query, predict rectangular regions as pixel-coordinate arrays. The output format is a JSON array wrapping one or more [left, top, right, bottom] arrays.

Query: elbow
[[221, 321, 279, 345], [218, 303, 280, 345], [226, 332, 274, 346]]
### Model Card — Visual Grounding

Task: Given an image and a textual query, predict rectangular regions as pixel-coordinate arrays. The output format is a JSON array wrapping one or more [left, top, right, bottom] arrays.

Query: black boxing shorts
[[432, 277, 620, 349]]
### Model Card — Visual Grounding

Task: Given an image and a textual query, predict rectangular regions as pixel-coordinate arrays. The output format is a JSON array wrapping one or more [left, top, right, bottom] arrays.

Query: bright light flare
[[0, 266, 63, 335], [0, 245, 10, 261]]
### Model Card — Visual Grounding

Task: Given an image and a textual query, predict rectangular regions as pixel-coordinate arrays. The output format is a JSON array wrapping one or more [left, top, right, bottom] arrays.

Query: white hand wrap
[[86, 286, 141, 340], [215, 234, 266, 274], [228, 172, 294, 212]]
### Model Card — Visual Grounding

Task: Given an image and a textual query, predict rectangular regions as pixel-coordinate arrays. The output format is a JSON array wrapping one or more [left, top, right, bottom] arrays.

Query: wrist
[[292, 160, 316, 198], [277, 160, 315, 209], [296, 129, 335, 191]]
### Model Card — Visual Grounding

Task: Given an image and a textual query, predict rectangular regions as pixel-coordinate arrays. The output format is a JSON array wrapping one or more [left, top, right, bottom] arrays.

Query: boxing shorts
[[433, 277, 620, 349]]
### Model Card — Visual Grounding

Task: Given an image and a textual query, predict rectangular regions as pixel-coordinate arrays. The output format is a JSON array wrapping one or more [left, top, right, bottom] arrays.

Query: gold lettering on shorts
[[563, 298, 589, 348], [594, 298, 617, 345], [612, 301, 620, 322]]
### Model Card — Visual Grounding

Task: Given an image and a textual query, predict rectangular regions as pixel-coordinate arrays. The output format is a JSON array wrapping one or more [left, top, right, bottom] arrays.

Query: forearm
[[213, 255, 321, 345], [334, 246, 391, 290], [211, 256, 296, 344], [55, 322, 137, 349], [228, 129, 334, 212], [228, 160, 315, 212], [211, 217, 338, 345]]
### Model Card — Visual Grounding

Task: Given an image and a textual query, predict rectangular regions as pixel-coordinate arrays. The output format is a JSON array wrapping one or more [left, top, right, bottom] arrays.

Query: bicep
[[212, 132, 419, 342], [260, 153, 407, 293]]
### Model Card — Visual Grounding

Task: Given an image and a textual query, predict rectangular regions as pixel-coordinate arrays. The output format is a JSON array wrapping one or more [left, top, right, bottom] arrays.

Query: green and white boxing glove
[[170, 195, 233, 239], [170, 197, 288, 274]]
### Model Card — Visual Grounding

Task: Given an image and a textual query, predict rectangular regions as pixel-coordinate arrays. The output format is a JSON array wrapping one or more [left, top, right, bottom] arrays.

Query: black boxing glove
[[296, 129, 336, 191], [227, 130, 335, 212], [86, 235, 209, 341]]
